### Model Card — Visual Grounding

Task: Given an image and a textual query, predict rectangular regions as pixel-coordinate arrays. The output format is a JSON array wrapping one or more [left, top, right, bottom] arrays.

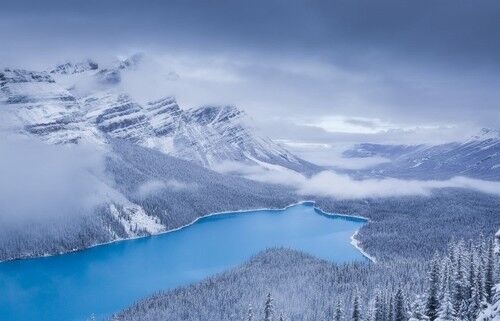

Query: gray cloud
[[136, 179, 198, 199], [298, 172, 500, 199], [0, 135, 108, 226], [1, 0, 499, 144], [107, 53, 497, 146], [2, 1, 500, 67]]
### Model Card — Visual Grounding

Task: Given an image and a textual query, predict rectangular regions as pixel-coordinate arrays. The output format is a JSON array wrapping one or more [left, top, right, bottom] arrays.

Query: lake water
[[0, 202, 367, 321]]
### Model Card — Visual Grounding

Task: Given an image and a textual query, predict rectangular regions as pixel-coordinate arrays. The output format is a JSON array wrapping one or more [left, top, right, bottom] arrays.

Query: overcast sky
[[1, 0, 499, 146]]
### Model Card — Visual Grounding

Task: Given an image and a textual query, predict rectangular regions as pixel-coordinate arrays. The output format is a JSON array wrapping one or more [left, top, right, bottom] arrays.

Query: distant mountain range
[[5, 56, 497, 181], [342, 128, 500, 180]]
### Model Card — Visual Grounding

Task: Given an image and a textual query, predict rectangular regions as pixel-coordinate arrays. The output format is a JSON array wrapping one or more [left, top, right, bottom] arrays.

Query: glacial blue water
[[0, 203, 367, 321]]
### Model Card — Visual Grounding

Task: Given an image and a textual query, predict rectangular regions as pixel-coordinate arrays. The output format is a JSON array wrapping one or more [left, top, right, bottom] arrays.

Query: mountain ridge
[[342, 128, 500, 180]]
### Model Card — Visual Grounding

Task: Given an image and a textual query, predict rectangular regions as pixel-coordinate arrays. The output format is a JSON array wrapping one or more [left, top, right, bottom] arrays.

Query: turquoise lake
[[0, 203, 367, 321]]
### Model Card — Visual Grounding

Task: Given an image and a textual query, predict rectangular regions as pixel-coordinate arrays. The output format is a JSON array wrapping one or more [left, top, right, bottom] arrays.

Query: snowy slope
[[0, 68, 101, 144], [167, 104, 308, 170]]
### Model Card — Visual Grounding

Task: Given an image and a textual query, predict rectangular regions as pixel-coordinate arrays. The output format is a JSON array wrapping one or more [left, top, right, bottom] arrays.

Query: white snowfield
[[109, 203, 164, 237]]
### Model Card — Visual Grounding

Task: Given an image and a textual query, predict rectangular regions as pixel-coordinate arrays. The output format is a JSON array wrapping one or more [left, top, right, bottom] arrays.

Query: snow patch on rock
[[109, 203, 164, 236]]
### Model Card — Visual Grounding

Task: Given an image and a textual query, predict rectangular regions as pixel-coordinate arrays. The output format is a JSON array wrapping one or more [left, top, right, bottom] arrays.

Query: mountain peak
[[95, 54, 144, 85], [471, 128, 500, 140], [50, 59, 99, 75], [118, 53, 144, 70], [187, 105, 244, 125], [0, 68, 55, 85]]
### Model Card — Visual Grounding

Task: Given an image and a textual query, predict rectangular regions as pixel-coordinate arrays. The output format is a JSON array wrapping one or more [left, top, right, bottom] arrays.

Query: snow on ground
[[109, 203, 165, 236], [476, 284, 500, 321]]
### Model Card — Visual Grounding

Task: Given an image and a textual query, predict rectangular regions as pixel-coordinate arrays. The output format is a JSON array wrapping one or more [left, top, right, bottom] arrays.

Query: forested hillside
[[111, 190, 500, 321]]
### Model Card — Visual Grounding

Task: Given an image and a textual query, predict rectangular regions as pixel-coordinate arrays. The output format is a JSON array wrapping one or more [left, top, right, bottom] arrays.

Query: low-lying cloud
[[136, 179, 198, 198], [216, 162, 500, 199], [298, 172, 500, 199], [277, 140, 391, 169], [0, 135, 109, 225]]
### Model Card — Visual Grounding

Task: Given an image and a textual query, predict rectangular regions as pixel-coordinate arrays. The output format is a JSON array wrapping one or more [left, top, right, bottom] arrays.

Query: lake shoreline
[[0, 200, 374, 264], [0, 201, 373, 321]]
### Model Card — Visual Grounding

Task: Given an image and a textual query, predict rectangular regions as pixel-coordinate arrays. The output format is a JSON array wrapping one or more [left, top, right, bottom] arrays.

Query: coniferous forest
[[111, 190, 500, 321]]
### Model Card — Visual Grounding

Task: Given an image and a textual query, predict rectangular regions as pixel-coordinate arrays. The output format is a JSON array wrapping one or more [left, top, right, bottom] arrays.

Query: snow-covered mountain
[[0, 58, 310, 260], [0, 68, 99, 144], [343, 143, 423, 160], [0, 59, 315, 173], [343, 128, 500, 180], [49, 59, 99, 75]]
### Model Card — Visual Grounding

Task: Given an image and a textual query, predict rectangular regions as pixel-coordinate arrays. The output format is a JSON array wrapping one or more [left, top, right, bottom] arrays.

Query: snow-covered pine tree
[[365, 297, 375, 321], [484, 240, 495, 304], [352, 294, 361, 321], [466, 250, 476, 303], [451, 242, 465, 316], [435, 284, 454, 321], [478, 237, 487, 301], [247, 304, 253, 321], [264, 293, 273, 321], [408, 295, 429, 321], [468, 279, 481, 321], [374, 293, 384, 321], [388, 295, 394, 321], [439, 257, 450, 303], [467, 252, 485, 320], [426, 258, 441, 321], [495, 230, 500, 283], [379, 294, 388, 321], [475, 283, 500, 321], [394, 289, 406, 321], [477, 261, 490, 313], [334, 299, 343, 321]]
